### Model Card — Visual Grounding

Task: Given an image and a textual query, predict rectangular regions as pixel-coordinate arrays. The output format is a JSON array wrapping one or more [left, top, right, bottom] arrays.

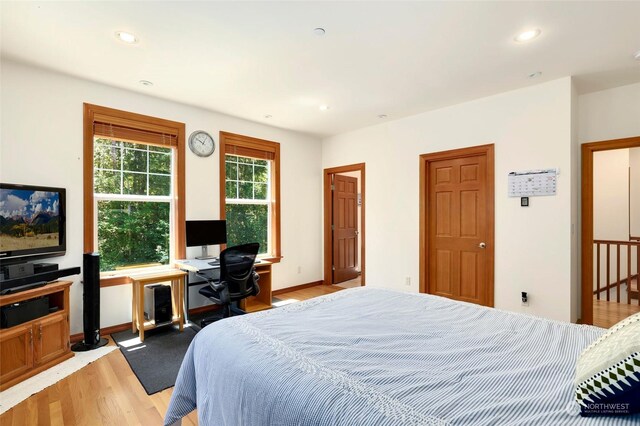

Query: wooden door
[[34, 314, 69, 366], [0, 324, 33, 384], [423, 146, 494, 306], [332, 174, 359, 283]]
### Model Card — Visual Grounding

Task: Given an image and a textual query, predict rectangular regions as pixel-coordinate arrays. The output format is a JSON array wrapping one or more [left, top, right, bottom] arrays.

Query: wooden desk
[[240, 261, 273, 312], [130, 270, 186, 342], [0, 280, 73, 391], [174, 259, 272, 316]]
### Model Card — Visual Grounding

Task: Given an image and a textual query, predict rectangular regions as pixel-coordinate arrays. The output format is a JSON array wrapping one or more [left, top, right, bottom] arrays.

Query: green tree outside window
[[93, 138, 173, 271], [225, 155, 270, 255]]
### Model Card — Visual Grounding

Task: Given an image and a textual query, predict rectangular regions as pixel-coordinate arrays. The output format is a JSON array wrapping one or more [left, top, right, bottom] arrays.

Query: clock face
[[188, 131, 215, 157]]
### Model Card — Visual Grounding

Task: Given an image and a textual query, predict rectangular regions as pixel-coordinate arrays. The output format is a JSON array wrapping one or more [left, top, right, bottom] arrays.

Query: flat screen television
[[0, 183, 66, 263]]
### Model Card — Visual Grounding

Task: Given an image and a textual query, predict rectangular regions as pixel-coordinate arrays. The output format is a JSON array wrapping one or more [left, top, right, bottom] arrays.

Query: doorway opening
[[419, 144, 495, 307], [581, 136, 640, 327], [323, 163, 365, 288]]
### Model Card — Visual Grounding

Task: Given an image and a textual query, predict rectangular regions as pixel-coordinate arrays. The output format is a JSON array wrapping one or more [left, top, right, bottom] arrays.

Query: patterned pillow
[[574, 312, 640, 416]]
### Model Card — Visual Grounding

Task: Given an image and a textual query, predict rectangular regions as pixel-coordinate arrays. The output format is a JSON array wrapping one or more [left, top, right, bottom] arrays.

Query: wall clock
[[188, 130, 215, 157]]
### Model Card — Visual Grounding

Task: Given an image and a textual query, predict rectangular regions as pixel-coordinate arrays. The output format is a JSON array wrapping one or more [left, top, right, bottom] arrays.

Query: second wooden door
[[332, 174, 359, 283]]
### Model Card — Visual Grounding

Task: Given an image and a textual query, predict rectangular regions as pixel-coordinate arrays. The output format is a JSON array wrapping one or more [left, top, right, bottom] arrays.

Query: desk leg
[[184, 273, 190, 324], [170, 279, 178, 326], [132, 282, 138, 333], [180, 277, 184, 331], [138, 283, 145, 342]]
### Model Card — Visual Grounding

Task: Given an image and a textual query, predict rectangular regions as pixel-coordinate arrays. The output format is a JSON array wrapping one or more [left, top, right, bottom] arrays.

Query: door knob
[[479, 242, 486, 249]]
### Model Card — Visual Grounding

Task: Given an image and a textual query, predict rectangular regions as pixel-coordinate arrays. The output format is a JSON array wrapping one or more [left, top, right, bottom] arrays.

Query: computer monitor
[[185, 220, 227, 259]]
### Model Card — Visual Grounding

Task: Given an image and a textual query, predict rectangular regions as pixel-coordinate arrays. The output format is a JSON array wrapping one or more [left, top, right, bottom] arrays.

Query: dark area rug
[[111, 326, 197, 395]]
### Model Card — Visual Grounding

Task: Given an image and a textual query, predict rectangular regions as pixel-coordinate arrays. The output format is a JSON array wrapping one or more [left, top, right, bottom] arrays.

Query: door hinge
[[332, 265, 336, 271], [331, 224, 335, 231], [331, 184, 335, 191]]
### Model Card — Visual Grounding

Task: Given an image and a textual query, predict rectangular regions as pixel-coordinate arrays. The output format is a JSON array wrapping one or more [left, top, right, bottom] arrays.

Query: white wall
[[570, 81, 580, 323], [0, 60, 323, 334], [631, 148, 640, 238], [323, 78, 575, 322], [578, 82, 640, 143]]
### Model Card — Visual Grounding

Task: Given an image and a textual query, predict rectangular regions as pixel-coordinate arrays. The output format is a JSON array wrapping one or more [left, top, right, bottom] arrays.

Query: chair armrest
[[195, 272, 227, 291]]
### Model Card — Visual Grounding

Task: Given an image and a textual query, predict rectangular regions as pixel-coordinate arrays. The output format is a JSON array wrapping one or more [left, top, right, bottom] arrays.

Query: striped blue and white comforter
[[165, 287, 640, 425]]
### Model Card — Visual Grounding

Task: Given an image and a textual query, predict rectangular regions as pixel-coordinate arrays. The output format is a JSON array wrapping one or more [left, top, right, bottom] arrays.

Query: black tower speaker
[[71, 253, 108, 351]]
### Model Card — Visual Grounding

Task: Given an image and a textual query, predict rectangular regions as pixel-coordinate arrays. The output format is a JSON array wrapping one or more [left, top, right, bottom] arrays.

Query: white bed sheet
[[166, 287, 640, 425]]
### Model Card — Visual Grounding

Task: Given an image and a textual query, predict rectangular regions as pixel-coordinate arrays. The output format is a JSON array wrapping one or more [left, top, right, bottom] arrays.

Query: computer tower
[[144, 284, 173, 325]]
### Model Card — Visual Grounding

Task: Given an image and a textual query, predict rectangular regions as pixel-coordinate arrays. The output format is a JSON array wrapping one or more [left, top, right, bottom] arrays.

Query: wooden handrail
[[594, 239, 640, 246]]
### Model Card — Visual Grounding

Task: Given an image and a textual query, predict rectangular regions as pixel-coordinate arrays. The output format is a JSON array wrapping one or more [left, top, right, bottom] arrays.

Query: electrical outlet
[[405, 277, 411, 286], [521, 291, 529, 306]]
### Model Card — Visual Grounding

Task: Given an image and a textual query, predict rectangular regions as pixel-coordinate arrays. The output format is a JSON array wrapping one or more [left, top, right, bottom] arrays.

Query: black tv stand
[[0, 281, 47, 295]]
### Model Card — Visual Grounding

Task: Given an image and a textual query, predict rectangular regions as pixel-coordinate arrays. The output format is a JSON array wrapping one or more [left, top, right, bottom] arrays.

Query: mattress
[[165, 287, 640, 425]]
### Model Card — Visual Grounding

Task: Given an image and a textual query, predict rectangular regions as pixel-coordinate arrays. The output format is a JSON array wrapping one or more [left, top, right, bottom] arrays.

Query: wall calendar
[[508, 169, 558, 197]]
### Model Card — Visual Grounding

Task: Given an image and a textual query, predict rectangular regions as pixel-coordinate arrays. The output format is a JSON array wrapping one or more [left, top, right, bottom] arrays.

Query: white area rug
[[0, 345, 117, 415]]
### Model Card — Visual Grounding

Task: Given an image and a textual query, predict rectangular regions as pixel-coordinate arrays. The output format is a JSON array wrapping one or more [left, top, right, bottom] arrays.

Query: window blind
[[226, 144, 275, 160], [93, 121, 178, 147]]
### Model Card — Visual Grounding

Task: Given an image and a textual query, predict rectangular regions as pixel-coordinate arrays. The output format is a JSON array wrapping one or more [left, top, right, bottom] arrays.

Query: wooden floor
[[592, 296, 640, 328], [0, 284, 343, 426], [334, 276, 361, 289]]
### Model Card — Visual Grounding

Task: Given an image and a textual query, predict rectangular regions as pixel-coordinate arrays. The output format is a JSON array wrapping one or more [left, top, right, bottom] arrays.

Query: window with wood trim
[[219, 132, 281, 261], [84, 104, 185, 279]]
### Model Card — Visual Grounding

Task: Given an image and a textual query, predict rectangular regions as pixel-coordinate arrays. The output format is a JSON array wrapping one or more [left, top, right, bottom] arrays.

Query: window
[[220, 132, 280, 261], [93, 140, 172, 271], [84, 104, 185, 280]]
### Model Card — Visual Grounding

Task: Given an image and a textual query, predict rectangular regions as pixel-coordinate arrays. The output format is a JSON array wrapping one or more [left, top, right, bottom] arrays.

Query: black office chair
[[197, 243, 260, 327]]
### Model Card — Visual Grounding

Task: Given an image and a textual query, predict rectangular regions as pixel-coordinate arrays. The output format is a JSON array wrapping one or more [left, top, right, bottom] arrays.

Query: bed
[[165, 287, 640, 425]]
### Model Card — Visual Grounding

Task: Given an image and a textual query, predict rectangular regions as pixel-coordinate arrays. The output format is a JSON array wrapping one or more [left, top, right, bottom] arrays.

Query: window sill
[[260, 255, 282, 264]]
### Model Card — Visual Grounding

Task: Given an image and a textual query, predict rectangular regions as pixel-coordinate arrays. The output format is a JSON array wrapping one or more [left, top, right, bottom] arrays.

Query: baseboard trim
[[70, 304, 220, 343], [273, 280, 324, 296]]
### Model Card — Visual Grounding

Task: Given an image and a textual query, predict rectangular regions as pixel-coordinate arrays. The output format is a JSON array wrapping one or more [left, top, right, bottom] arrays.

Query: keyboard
[[207, 260, 220, 266]]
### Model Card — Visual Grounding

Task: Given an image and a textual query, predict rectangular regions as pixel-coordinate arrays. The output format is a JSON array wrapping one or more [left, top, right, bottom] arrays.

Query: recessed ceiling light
[[264, 114, 272, 119], [634, 50, 640, 60], [528, 71, 542, 79], [514, 28, 541, 43], [139, 80, 153, 86], [319, 105, 330, 111], [378, 114, 387, 119], [313, 28, 326, 36], [116, 31, 138, 44]]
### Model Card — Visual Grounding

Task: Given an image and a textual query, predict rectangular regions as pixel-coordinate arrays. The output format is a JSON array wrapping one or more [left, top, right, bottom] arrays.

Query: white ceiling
[[2, 1, 639, 137]]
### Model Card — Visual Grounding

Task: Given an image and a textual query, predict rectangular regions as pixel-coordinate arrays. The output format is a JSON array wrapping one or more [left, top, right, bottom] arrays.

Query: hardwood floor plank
[[58, 378, 79, 426], [592, 296, 640, 328], [25, 396, 38, 426], [96, 354, 139, 425], [36, 388, 51, 426], [48, 399, 64, 426]]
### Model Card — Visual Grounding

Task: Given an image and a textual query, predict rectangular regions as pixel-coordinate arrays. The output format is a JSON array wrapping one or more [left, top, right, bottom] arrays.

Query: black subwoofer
[[71, 252, 108, 351]]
